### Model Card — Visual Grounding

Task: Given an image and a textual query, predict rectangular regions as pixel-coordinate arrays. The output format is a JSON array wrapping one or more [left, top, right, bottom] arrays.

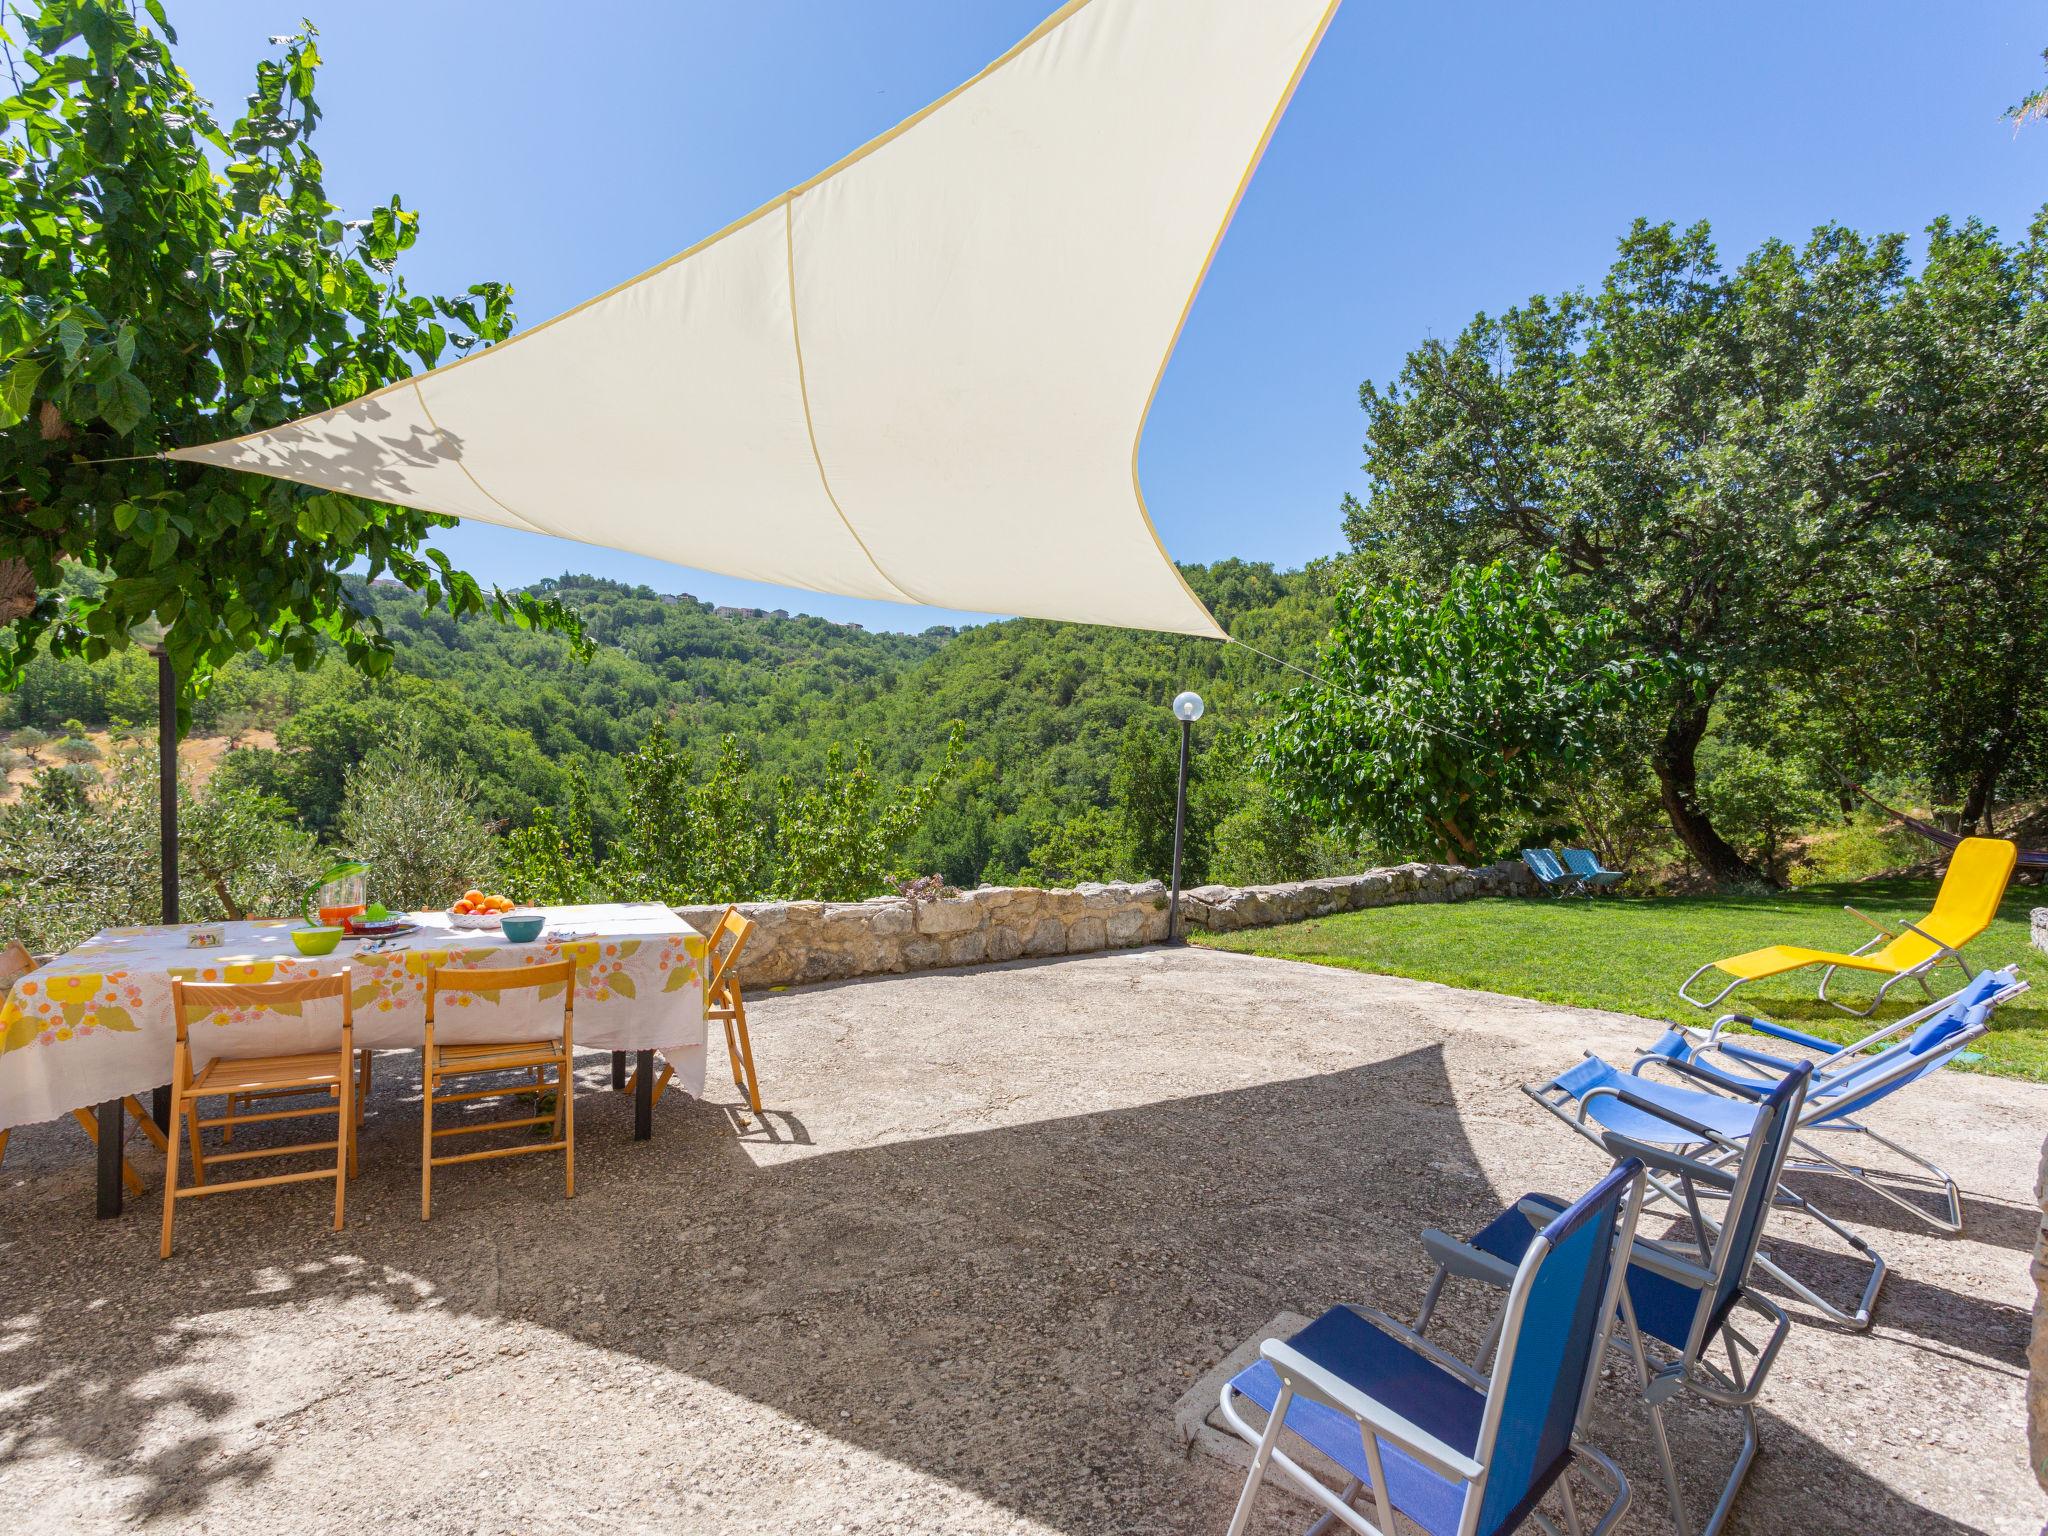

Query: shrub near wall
[[674, 858, 1537, 989]]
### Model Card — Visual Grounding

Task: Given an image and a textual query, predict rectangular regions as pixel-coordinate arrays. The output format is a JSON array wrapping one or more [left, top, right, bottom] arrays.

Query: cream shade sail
[[173, 0, 1342, 639]]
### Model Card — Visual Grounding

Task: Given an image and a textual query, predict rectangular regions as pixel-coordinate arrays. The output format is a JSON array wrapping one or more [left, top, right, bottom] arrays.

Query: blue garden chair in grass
[[1219, 1160, 1646, 1536], [1520, 849, 1581, 898], [1519, 968, 2023, 1329], [1412, 1064, 1809, 1536], [1560, 848, 1625, 893]]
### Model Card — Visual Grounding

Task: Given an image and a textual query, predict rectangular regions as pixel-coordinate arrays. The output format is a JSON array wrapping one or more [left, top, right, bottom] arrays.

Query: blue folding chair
[[1220, 1160, 1646, 1536], [1520, 970, 2021, 1329], [1520, 849, 1581, 898], [1415, 1065, 1810, 1536], [1559, 848, 1624, 892], [1642, 966, 2023, 1237]]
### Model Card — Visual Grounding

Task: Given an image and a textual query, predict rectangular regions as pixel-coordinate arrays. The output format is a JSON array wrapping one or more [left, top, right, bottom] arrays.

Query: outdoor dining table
[[0, 902, 708, 1217]]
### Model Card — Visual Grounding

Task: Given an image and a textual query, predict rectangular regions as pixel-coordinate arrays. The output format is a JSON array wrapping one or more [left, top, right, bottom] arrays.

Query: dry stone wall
[[673, 858, 1537, 990]]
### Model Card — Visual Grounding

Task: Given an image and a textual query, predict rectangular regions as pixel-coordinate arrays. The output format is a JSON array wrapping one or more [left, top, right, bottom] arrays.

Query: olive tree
[[0, 2, 578, 707]]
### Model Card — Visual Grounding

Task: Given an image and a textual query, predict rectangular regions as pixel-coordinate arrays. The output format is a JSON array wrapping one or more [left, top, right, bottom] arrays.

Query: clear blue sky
[[172, 1, 2047, 632]]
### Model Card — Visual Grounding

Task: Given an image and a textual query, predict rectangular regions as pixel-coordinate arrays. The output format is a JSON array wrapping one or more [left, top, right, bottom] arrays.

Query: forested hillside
[[0, 560, 1341, 899]]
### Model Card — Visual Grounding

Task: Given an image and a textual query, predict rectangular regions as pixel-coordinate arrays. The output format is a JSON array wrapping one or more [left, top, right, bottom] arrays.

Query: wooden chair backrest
[[171, 972, 352, 1044], [426, 960, 576, 1044], [706, 906, 754, 1000], [0, 940, 37, 996]]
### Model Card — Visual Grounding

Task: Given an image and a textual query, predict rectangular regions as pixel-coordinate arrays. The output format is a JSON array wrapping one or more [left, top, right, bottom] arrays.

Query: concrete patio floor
[[0, 946, 2038, 1534]]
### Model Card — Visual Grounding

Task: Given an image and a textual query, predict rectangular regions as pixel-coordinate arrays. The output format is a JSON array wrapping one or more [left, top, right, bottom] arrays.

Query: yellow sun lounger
[[1680, 836, 2017, 1015]]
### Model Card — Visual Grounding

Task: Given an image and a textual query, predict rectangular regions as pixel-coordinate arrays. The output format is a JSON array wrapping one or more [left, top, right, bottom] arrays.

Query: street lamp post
[[1166, 691, 1204, 944]]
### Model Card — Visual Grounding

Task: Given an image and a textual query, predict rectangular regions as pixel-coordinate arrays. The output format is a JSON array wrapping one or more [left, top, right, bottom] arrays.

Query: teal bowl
[[500, 912, 545, 944], [292, 925, 345, 956]]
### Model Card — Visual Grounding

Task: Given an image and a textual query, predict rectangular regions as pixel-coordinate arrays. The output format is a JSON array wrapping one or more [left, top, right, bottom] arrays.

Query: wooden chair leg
[[420, 1048, 434, 1222], [0, 1126, 9, 1171], [729, 997, 763, 1114], [561, 1052, 575, 1200], [723, 1016, 746, 1094], [333, 1053, 351, 1230], [71, 1105, 146, 1196], [357, 1050, 372, 1125], [160, 1085, 183, 1259], [185, 1092, 208, 1187]]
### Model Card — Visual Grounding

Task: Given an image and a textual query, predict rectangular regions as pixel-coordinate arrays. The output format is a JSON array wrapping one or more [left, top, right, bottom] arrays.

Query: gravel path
[[0, 946, 2037, 1533]]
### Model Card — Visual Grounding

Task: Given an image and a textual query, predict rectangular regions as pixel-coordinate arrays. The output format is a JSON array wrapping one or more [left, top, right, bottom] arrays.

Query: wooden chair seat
[[436, 1039, 564, 1074], [195, 1052, 352, 1094]]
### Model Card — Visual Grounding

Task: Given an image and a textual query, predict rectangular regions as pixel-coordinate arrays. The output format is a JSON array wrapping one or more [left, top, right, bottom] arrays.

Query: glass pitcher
[[305, 860, 369, 927]]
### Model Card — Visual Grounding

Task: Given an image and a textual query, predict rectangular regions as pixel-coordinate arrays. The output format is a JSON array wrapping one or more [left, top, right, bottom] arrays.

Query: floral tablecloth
[[0, 902, 706, 1130]]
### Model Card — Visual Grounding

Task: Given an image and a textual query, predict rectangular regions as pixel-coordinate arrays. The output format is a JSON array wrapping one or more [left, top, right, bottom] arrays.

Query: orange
[[463, 888, 484, 904]]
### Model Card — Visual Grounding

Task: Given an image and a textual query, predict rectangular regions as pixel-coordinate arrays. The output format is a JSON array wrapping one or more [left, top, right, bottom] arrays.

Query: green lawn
[[1194, 877, 2047, 1081]]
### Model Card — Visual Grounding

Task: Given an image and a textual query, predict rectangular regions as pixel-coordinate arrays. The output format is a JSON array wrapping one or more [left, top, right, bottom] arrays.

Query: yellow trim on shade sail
[[185, 0, 1105, 448], [1130, 0, 1343, 638]]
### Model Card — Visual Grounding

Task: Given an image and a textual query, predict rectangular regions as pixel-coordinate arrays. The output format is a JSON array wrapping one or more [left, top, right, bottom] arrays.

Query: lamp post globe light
[[1166, 691, 1204, 945]]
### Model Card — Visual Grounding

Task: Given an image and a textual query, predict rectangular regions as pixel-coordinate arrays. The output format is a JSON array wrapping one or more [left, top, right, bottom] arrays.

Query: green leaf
[[101, 372, 149, 435], [0, 357, 43, 426]]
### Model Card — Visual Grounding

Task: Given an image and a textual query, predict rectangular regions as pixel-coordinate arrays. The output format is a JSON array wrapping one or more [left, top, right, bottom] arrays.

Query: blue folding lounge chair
[[1412, 1064, 1809, 1536], [1520, 969, 2022, 1329], [1219, 1160, 1646, 1536], [1640, 966, 2024, 1237], [1520, 849, 1580, 898], [1559, 848, 1624, 892]]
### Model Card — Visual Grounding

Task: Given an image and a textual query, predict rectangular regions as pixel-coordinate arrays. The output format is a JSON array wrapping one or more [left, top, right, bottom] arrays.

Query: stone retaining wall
[[674, 858, 1538, 990]]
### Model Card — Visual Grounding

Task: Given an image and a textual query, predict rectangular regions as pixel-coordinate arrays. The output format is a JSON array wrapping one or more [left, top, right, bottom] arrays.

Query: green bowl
[[292, 926, 345, 956]]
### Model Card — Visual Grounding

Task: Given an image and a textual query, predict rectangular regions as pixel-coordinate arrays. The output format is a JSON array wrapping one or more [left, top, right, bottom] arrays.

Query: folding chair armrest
[[1622, 1232, 1718, 1291], [1597, 1129, 1739, 1195], [1257, 1337, 1485, 1483], [1723, 1014, 1839, 1055], [1842, 903, 1894, 939], [1421, 1228, 1519, 1289], [1893, 917, 1958, 956], [1708, 1038, 1809, 1077]]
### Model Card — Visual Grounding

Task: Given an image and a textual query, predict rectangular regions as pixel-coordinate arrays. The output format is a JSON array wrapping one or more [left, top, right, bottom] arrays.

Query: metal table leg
[[634, 1050, 654, 1140], [611, 1050, 626, 1090], [96, 1097, 123, 1218]]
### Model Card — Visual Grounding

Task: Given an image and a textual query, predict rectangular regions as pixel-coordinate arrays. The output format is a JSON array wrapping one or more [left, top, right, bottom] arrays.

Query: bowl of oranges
[[449, 889, 518, 930]]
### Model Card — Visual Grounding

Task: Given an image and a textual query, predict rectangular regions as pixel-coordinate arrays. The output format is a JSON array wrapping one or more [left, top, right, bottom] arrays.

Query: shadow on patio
[[0, 1018, 2007, 1534]]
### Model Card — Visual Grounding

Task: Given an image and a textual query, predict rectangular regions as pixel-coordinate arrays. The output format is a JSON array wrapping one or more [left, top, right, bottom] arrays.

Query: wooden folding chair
[[421, 960, 575, 1221], [0, 939, 167, 1193], [628, 906, 761, 1116], [161, 971, 358, 1259]]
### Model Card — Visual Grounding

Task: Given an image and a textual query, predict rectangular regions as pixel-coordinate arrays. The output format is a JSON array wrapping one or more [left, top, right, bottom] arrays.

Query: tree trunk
[[1960, 738, 2013, 836], [0, 558, 35, 625], [1651, 702, 1770, 885]]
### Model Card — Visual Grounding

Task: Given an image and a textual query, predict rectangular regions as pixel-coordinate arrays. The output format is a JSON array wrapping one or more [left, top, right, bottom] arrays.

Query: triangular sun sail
[[172, 0, 1343, 638]]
